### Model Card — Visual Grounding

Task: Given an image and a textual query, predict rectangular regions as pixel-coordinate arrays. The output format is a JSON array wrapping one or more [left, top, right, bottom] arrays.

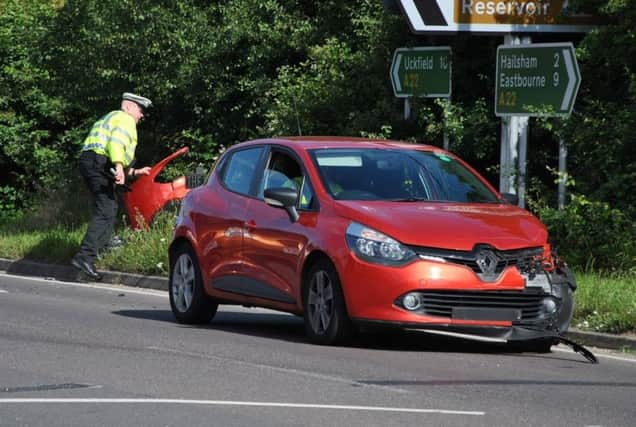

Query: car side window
[[261, 150, 315, 210], [221, 147, 264, 195]]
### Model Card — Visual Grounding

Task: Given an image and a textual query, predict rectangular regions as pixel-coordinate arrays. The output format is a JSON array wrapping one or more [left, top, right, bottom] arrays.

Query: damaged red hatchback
[[168, 137, 575, 351]]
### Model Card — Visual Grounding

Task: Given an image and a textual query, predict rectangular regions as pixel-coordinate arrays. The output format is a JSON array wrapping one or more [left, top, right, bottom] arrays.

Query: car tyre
[[303, 259, 354, 345], [169, 243, 218, 324]]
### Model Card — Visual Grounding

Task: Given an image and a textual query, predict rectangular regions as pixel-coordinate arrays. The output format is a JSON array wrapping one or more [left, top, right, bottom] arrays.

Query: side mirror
[[264, 187, 299, 223], [501, 192, 519, 206]]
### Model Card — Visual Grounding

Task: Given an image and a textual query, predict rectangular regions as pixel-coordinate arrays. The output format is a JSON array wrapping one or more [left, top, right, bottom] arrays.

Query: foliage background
[[0, 0, 634, 272]]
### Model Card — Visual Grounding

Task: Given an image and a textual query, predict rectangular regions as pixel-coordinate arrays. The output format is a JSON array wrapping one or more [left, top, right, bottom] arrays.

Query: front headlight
[[345, 222, 416, 266]]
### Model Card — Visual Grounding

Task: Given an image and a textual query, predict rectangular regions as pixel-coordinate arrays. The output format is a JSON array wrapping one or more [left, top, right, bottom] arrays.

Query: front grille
[[410, 245, 544, 281], [415, 290, 547, 321]]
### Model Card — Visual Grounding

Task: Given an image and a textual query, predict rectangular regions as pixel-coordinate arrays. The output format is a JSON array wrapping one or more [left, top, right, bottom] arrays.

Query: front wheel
[[303, 259, 354, 345], [169, 243, 218, 324]]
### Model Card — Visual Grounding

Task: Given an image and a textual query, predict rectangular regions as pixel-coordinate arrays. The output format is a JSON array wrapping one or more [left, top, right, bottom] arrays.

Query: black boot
[[71, 256, 103, 281]]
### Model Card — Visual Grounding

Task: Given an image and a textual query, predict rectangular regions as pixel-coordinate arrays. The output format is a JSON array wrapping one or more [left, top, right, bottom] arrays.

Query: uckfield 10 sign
[[390, 47, 451, 98], [495, 42, 581, 116], [396, 0, 597, 34]]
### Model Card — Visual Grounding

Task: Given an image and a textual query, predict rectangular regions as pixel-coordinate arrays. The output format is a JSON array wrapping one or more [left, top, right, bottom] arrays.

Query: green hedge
[[537, 195, 636, 272]]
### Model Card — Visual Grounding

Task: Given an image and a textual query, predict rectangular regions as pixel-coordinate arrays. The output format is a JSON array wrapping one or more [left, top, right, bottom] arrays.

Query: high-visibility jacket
[[81, 110, 137, 167]]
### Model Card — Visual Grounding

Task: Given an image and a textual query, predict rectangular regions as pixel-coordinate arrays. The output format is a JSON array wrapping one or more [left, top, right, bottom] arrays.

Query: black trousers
[[76, 151, 118, 263]]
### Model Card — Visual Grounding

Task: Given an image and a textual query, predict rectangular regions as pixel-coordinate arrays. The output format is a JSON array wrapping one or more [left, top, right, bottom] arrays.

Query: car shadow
[[113, 309, 176, 323], [112, 308, 590, 362], [113, 308, 307, 342]]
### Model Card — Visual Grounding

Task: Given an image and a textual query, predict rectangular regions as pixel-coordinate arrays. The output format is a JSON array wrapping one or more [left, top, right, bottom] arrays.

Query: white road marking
[[0, 398, 485, 415], [0, 289, 8, 293], [0, 273, 167, 298]]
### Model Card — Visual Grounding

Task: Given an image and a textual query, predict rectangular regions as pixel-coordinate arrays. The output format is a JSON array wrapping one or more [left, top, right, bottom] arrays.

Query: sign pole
[[499, 35, 531, 207], [499, 115, 517, 195], [558, 139, 567, 209], [404, 98, 411, 121], [500, 35, 518, 197], [518, 32, 531, 209], [442, 96, 451, 151], [518, 114, 529, 208]]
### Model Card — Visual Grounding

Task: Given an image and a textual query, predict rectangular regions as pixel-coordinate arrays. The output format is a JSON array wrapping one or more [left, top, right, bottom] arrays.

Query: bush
[[0, 186, 20, 216], [537, 195, 636, 272]]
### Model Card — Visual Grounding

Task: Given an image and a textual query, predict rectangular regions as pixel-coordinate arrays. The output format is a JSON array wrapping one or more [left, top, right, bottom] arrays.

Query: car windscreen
[[310, 148, 499, 203]]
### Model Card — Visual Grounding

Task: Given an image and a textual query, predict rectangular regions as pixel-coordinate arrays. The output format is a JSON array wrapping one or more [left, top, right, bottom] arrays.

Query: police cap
[[122, 92, 152, 109]]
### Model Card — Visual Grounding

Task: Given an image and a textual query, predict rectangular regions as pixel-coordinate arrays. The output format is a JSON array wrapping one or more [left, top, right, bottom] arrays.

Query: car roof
[[232, 136, 442, 152]]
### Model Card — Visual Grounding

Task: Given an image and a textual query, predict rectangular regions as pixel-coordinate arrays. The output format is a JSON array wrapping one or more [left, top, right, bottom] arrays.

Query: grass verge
[[573, 271, 636, 334], [0, 210, 172, 276]]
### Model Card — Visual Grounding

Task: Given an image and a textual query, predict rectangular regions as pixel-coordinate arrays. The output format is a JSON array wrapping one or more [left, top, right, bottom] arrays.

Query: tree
[[0, 1, 66, 212]]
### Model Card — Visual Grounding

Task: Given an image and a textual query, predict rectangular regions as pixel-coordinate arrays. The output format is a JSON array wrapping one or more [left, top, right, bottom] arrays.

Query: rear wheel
[[303, 259, 354, 345], [169, 243, 218, 324]]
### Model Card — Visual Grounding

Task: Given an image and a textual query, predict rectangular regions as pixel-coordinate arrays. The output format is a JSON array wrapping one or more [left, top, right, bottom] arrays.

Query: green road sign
[[390, 47, 451, 98], [495, 42, 581, 116]]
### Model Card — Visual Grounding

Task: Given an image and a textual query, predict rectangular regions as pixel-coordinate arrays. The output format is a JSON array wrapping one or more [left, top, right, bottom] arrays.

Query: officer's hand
[[114, 164, 125, 185], [136, 166, 151, 176]]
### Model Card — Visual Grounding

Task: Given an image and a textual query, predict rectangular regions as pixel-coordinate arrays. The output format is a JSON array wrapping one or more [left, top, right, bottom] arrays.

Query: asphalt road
[[1, 273, 635, 427]]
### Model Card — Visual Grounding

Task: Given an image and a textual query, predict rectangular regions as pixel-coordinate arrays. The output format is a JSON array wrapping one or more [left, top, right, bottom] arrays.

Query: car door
[[197, 146, 266, 291], [241, 146, 319, 305]]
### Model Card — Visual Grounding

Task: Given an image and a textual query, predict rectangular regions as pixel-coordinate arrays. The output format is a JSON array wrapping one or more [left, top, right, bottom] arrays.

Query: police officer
[[71, 92, 152, 280]]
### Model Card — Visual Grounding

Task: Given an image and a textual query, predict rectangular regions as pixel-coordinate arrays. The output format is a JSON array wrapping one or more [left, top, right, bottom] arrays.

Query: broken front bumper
[[360, 267, 576, 342]]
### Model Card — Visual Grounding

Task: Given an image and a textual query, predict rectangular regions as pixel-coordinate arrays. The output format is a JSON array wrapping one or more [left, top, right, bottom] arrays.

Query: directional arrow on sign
[[561, 47, 578, 111], [390, 47, 451, 98], [394, 0, 597, 34], [392, 52, 402, 92], [495, 42, 581, 116]]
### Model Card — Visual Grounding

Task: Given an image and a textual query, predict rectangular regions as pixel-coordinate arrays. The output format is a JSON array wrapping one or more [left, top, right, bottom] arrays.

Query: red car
[[168, 137, 575, 351]]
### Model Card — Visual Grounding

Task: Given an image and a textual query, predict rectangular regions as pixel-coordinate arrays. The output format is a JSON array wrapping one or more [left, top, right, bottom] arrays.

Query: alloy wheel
[[307, 270, 335, 335], [172, 253, 195, 312]]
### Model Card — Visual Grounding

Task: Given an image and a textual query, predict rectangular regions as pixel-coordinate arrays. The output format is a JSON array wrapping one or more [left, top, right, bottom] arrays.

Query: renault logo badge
[[475, 248, 500, 279]]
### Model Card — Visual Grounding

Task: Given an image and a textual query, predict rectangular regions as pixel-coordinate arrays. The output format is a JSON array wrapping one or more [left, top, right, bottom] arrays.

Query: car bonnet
[[333, 201, 548, 251]]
